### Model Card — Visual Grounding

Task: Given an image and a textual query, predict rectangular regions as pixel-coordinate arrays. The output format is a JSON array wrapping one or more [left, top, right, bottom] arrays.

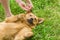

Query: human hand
[[16, 0, 33, 11]]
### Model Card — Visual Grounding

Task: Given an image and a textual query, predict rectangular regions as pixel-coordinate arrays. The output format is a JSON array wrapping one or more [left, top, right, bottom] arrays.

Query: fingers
[[26, 0, 33, 11], [16, 0, 33, 11], [26, 0, 33, 8], [16, 0, 27, 10]]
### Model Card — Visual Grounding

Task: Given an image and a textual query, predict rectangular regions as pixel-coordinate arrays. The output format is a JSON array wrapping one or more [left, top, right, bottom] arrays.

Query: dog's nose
[[27, 18, 33, 24], [30, 18, 33, 21]]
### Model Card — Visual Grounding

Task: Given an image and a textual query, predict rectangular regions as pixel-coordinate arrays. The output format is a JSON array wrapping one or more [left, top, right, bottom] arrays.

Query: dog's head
[[18, 12, 44, 28]]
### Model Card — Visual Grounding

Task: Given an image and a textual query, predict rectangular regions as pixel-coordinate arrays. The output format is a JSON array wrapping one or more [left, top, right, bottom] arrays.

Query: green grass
[[0, 0, 60, 40]]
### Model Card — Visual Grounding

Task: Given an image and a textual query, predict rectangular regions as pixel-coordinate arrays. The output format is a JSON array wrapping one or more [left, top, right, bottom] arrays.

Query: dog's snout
[[30, 18, 33, 20], [30, 18, 33, 21], [27, 18, 33, 25]]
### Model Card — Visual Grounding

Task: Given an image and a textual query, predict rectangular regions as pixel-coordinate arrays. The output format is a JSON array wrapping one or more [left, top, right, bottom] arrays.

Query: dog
[[0, 12, 44, 40]]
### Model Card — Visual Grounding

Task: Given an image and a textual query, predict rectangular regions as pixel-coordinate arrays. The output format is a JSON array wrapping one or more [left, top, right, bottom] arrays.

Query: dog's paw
[[24, 32, 33, 38]]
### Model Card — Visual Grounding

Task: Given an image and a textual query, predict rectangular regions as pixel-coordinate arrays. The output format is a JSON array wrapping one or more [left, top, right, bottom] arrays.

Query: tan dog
[[0, 12, 44, 40]]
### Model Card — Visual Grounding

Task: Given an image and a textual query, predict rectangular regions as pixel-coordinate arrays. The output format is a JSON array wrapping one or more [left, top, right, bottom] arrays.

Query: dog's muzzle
[[27, 18, 34, 25]]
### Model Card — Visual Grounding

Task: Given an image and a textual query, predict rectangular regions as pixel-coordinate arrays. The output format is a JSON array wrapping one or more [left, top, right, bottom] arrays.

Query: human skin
[[0, 0, 33, 17]]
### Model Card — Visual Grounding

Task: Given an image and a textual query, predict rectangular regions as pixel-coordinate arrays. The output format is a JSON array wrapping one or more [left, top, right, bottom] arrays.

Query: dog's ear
[[17, 14, 25, 21], [5, 14, 25, 23], [5, 16, 18, 23], [38, 18, 44, 24]]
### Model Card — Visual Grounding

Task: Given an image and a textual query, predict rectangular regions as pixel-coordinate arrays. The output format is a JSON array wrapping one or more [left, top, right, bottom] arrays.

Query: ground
[[0, 0, 60, 40]]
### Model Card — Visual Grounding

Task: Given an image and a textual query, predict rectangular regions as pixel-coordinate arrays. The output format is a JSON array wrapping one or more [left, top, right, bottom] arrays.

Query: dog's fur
[[0, 12, 44, 40]]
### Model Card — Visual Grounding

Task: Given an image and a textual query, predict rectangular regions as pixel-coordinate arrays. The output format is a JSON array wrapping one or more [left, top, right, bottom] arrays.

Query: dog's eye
[[30, 15, 32, 16], [34, 18, 36, 20]]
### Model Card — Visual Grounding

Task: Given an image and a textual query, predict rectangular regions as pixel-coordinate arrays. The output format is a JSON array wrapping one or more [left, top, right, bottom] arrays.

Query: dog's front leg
[[14, 27, 33, 40]]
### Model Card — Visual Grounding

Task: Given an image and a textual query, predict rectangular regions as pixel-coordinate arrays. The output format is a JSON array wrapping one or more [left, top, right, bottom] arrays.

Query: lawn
[[0, 0, 60, 40]]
